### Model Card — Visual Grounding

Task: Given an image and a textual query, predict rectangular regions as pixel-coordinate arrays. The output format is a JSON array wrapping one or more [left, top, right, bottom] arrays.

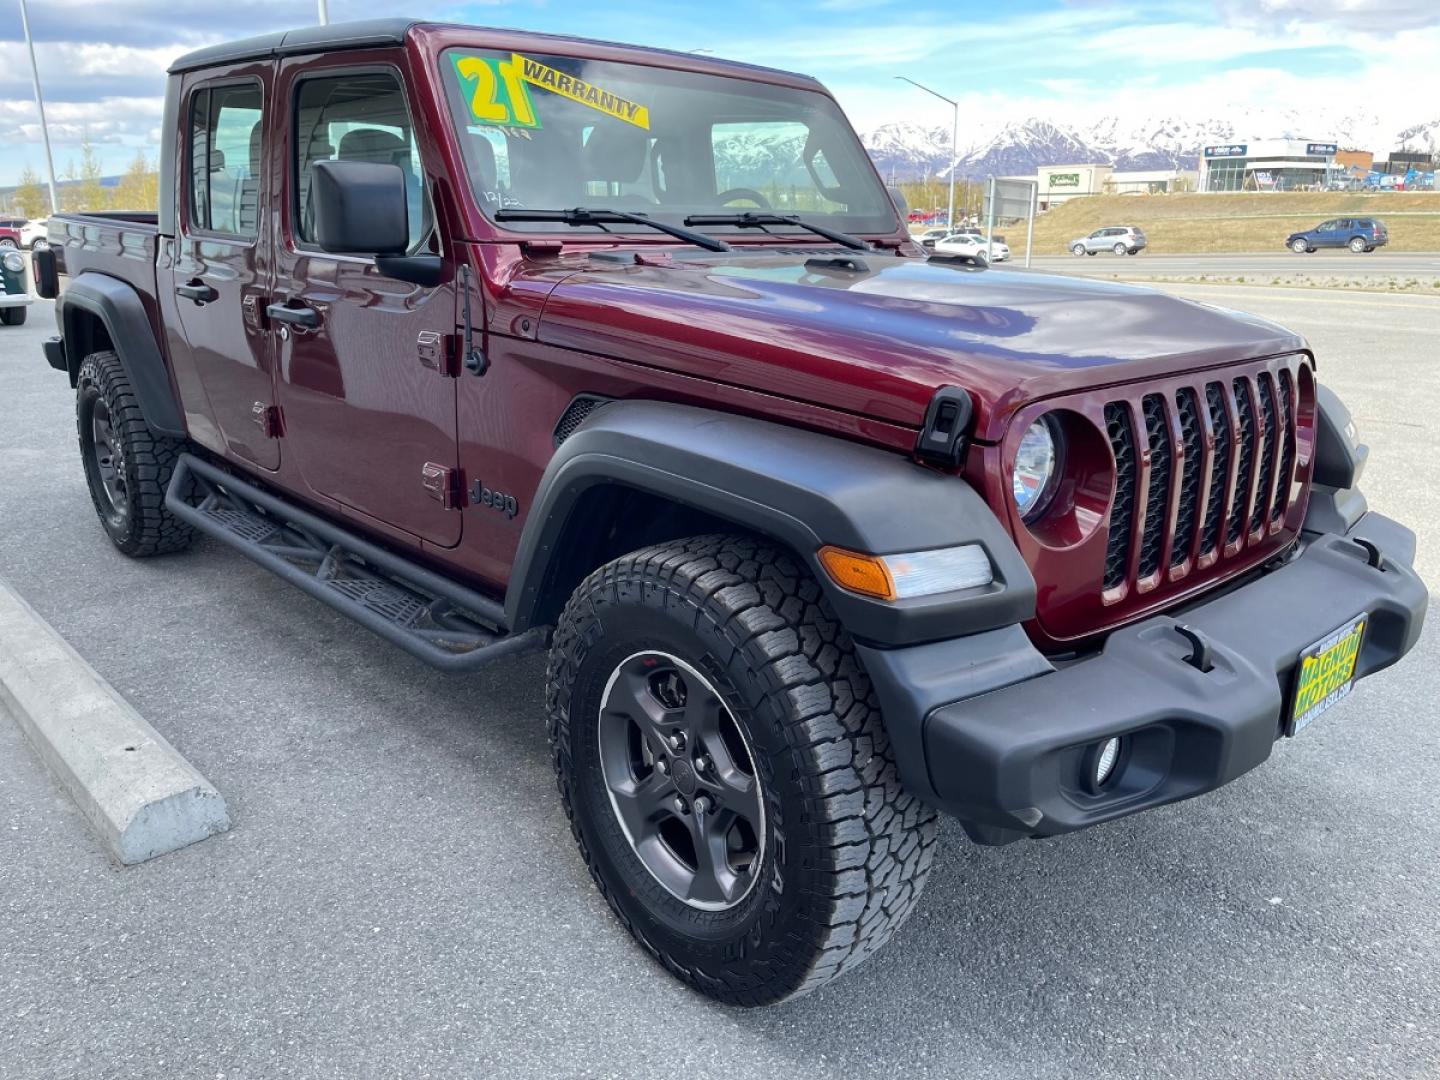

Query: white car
[[932, 234, 1009, 262], [19, 219, 50, 251], [915, 227, 950, 249]]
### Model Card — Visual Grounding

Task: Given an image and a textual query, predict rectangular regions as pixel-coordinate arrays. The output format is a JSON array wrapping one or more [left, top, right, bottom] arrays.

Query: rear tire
[[547, 535, 937, 1006], [76, 351, 196, 557], [0, 307, 25, 326], [1349, 237, 1368, 253], [1112, 242, 1127, 256]]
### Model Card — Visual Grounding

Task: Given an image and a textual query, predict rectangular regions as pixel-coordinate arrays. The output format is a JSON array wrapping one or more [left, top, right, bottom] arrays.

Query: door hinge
[[421, 462, 466, 510], [417, 330, 460, 377], [251, 402, 284, 438]]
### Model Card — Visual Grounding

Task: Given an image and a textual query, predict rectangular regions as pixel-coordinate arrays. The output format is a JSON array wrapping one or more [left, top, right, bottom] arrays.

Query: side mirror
[[887, 185, 909, 219], [312, 159, 409, 256]]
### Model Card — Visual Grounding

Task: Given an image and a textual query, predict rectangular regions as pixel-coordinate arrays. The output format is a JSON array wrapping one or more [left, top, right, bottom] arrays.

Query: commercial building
[[1335, 149, 1374, 173], [1198, 139, 1339, 192], [1377, 150, 1435, 177], [1027, 163, 1198, 209]]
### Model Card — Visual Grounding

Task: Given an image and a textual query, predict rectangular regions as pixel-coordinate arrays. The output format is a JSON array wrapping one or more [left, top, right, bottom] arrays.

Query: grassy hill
[[1019, 192, 1440, 254]]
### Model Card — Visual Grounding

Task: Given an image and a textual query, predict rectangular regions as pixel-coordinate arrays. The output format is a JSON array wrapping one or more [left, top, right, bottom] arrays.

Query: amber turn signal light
[[817, 546, 897, 601]]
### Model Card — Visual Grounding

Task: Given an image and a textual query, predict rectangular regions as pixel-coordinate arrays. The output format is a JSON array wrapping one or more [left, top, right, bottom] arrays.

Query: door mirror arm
[[375, 254, 444, 287]]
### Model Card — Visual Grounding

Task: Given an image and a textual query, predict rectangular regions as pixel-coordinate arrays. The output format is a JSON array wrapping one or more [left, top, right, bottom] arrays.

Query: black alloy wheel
[[547, 535, 938, 1005], [75, 351, 195, 557], [85, 395, 129, 529], [597, 651, 764, 911]]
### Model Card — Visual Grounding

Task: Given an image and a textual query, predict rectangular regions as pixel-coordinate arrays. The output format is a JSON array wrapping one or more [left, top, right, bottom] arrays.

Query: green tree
[[14, 165, 49, 219], [112, 151, 158, 211], [61, 137, 109, 213]]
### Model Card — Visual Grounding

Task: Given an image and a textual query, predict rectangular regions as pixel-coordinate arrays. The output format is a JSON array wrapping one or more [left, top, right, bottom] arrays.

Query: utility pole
[[896, 76, 958, 230], [1024, 180, 1036, 269], [317, 0, 329, 25], [18, 0, 60, 215]]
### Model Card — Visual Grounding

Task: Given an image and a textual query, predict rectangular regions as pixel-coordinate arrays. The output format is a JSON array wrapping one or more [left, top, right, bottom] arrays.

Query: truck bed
[[49, 210, 164, 355]]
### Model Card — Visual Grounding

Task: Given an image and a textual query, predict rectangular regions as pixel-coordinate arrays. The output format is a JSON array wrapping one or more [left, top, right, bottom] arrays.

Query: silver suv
[[1070, 226, 1147, 256]]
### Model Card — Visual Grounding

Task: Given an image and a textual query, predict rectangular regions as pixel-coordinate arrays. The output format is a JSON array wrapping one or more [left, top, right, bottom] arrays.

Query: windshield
[[440, 48, 898, 237]]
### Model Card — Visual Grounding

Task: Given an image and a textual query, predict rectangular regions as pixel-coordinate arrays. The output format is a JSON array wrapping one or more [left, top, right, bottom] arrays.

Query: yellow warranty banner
[[514, 54, 651, 130]]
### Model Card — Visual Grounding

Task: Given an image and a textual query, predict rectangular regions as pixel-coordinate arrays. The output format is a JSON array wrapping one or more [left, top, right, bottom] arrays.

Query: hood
[[534, 250, 1306, 441]]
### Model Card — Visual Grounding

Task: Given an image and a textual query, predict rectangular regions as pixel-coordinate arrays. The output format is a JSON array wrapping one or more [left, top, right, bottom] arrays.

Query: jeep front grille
[[1101, 357, 1308, 605]]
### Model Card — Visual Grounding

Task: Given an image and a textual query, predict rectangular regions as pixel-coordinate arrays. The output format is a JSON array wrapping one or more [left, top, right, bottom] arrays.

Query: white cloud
[[1216, 0, 1440, 33]]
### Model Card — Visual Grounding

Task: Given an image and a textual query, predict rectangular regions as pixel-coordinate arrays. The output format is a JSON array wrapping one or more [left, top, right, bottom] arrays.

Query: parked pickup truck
[[34, 19, 1426, 1006]]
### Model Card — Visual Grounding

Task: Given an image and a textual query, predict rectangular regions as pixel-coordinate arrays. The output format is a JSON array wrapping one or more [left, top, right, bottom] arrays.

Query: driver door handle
[[266, 302, 320, 329], [176, 280, 218, 304]]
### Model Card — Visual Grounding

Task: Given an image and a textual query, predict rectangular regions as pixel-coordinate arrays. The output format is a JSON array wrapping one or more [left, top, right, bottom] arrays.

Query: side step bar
[[165, 454, 546, 672]]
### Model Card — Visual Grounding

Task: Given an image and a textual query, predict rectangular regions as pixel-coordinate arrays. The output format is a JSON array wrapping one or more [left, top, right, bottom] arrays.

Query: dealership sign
[[1204, 144, 1247, 158], [1048, 172, 1081, 188], [1307, 142, 1338, 156]]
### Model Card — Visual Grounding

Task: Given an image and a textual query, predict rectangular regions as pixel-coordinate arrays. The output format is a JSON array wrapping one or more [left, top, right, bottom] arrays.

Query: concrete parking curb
[[0, 577, 230, 864]]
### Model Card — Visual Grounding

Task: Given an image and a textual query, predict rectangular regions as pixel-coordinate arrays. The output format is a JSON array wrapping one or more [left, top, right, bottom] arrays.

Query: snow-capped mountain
[[860, 107, 1433, 180]]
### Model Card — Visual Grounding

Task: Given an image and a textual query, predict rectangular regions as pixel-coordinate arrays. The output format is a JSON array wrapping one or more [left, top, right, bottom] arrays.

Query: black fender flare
[[505, 400, 1035, 647], [58, 272, 186, 438]]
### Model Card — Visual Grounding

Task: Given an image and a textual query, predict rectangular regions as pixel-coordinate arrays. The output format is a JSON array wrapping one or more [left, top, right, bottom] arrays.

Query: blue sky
[[1, 0, 1437, 187]]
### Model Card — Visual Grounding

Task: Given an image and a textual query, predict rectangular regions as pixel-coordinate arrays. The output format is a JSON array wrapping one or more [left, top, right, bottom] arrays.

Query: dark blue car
[[1286, 217, 1388, 253]]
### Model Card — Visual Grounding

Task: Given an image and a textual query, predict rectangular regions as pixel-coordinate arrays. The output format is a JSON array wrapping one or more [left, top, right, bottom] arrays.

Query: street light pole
[[896, 76, 958, 229], [317, 0, 329, 25], [18, 0, 60, 215]]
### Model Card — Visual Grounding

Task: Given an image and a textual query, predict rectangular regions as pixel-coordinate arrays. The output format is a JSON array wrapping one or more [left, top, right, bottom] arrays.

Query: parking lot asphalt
[[2, 285, 1438, 1080]]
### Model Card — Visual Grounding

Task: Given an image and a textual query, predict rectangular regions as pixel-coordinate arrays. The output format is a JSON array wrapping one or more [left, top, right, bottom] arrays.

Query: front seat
[[335, 129, 428, 246], [579, 123, 654, 207]]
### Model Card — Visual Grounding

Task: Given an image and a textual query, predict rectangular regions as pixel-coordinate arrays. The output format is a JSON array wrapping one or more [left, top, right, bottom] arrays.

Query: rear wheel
[[547, 535, 937, 1006], [0, 238, 16, 250], [1349, 236, 1369, 253], [76, 351, 195, 557], [0, 307, 25, 326], [1112, 242, 1127, 256]]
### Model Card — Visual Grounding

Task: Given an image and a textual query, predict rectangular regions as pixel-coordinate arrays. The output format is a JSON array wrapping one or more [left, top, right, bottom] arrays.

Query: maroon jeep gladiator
[[33, 19, 1426, 1005]]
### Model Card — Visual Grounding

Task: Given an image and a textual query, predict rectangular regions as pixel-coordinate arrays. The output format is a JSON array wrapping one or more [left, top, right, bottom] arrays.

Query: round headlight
[[1012, 417, 1059, 520], [2, 252, 24, 274]]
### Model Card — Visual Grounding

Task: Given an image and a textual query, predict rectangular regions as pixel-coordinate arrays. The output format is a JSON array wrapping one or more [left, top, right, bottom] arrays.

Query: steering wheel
[[716, 188, 772, 209]]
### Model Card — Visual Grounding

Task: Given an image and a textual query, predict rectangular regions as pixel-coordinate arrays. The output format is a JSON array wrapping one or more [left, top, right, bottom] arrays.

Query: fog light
[[1094, 737, 1121, 787]]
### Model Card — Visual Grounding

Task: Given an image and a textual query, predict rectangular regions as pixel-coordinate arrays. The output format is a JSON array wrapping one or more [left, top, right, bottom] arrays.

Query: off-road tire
[[76, 351, 195, 557], [547, 534, 938, 1006], [0, 307, 25, 326]]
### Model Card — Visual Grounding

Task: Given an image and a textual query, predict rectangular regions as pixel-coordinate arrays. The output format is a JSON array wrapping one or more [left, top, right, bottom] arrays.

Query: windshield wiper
[[494, 208, 731, 253], [683, 212, 870, 251]]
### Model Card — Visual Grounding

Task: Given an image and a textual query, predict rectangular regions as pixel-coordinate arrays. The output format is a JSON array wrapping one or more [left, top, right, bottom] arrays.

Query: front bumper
[[860, 511, 1426, 844], [0, 293, 31, 309]]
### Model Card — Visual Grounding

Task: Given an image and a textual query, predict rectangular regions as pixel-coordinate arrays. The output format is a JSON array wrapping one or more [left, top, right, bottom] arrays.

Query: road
[[2, 286, 1438, 1080], [1021, 250, 1440, 282]]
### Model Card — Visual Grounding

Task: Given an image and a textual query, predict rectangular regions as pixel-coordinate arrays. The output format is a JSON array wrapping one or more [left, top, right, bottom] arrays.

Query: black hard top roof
[[167, 18, 815, 85], [168, 18, 415, 73]]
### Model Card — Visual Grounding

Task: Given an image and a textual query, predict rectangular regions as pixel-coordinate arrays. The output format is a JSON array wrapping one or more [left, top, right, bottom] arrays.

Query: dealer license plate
[[1287, 615, 1367, 736]]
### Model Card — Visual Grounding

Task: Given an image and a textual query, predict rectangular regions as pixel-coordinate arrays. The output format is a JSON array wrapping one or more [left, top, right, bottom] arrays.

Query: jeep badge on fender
[[472, 481, 518, 519]]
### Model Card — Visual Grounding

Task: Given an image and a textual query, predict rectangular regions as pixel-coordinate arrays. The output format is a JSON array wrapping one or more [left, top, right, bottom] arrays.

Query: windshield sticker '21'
[[452, 54, 542, 130], [453, 53, 651, 131]]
